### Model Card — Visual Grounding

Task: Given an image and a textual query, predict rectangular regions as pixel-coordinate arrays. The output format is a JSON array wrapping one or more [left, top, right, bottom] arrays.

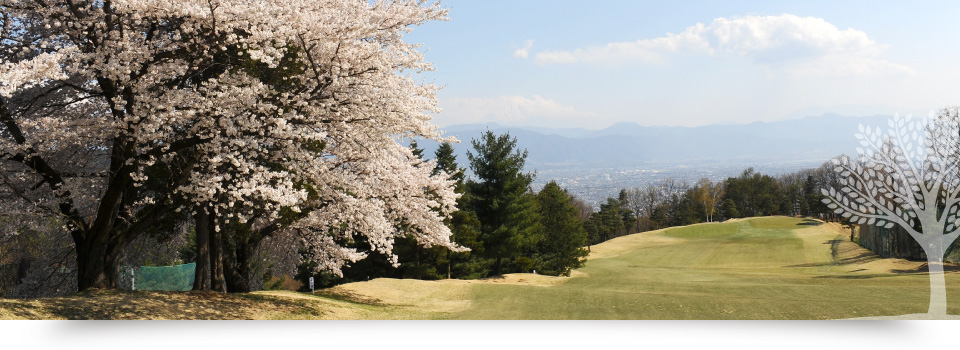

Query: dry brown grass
[[586, 228, 684, 260], [0, 271, 582, 320], [0, 289, 373, 320], [321, 272, 585, 319], [814, 221, 941, 274]]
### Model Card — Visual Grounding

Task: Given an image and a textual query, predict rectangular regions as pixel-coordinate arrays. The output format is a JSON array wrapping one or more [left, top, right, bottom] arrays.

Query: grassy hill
[[2, 217, 958, 319], [449, 217, 955, 319]]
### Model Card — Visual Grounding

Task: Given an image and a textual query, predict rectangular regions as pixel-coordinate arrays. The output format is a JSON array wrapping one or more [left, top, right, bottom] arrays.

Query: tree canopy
[[466, 131, 538, 275], [0, 0, 459, 291]]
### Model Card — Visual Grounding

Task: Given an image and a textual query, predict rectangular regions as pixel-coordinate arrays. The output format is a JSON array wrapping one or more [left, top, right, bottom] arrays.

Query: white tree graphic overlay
[[823, 108, 960, 316]]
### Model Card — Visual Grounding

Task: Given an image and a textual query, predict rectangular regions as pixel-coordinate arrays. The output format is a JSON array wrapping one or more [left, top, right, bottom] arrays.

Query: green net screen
[[128, 263, 196, 291]]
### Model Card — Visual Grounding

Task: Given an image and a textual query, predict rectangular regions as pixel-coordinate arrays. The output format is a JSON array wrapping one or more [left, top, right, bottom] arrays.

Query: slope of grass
[[451, 217, 959, 319], [3, 217, 957, 319], [664, 222, 739, 238]]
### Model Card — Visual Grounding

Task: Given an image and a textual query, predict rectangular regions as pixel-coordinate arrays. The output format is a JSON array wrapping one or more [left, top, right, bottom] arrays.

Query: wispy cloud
[[513, 40, 534, 59], [440, 95, 598, 127], [527, 14, 914, 78]]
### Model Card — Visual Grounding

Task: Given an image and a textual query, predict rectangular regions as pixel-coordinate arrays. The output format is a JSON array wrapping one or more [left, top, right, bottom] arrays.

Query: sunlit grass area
[[454, 217, 955, 319]]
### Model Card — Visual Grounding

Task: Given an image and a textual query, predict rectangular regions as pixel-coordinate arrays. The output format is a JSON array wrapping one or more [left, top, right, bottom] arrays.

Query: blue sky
[[406, 0, 960, 129]]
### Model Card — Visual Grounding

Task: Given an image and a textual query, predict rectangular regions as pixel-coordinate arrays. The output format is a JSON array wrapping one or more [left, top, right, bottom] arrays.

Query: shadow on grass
[[812, 274, 901, 280], [785, 262, 839, 268], [3, 289, 325, 320], [890, 263, 960, 274], [46, 290, 256, 319], [314, 289, 386, 306], [834, 251, 880, 265], [785, 238, 876, 268], [797, 219, 824, 226]]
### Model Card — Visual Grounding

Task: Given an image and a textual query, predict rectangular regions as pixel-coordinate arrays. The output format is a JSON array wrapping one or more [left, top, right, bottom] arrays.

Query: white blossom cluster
[[0, 0, 461, 276]]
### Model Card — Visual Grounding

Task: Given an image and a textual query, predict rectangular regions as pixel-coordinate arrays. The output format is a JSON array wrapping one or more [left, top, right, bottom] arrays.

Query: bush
[[264, 274, 302, 291]]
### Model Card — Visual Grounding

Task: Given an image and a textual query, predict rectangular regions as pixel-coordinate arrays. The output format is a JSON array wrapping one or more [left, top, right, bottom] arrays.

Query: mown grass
[[665, 222, 739, 238], [448, 217, 959, 319]]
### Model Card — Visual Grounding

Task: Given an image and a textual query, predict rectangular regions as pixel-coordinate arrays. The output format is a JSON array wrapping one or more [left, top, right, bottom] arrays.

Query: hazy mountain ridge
[[421, 114, 890, 170]]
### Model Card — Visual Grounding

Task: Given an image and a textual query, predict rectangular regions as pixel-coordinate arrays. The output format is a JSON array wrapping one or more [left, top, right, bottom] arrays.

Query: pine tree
[[433, 142, 483, 279], [409, 139, 425, 160], [535, 181, 588, 276], [434, 142, 463, 183], [722, 198, 740, 219], [467, 131, 538, 275]]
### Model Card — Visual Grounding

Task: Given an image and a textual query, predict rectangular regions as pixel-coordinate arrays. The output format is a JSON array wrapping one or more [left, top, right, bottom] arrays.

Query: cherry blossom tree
[[0, 0, 461, 291], [822, 108, 960, 316]]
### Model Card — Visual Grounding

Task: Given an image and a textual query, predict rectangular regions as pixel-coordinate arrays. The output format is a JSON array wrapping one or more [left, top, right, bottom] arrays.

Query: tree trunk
[[209, 211, 226, 293], [415, 247, 421, 279], [495, 256, 502, 276], [192, 208, 211, 291], [16, 258, 31, 285], [76, 230, 123, 290], [225, 234, 257, 293]]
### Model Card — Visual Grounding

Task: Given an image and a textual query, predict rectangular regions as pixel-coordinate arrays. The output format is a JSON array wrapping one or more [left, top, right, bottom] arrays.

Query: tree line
[[299, 133, 854, 289], [578, 164, 844, 247], [302, 131, 590, 288]]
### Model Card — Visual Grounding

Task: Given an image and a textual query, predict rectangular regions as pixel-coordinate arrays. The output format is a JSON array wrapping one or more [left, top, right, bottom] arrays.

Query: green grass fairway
[[443, 217, 960, 319]]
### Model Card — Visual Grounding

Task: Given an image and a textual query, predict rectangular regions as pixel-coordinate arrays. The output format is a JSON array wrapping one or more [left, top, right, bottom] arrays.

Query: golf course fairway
[[329, 216, 960, 319]]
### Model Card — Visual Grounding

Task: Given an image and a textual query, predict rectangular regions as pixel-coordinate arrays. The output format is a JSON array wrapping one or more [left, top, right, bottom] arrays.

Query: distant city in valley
[[529, 160, 825, 208], [420, 113, 892, 207]]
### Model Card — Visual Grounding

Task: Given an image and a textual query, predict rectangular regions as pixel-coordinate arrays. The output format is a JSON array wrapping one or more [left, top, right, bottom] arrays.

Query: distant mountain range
[[418, 114, 892, 170]]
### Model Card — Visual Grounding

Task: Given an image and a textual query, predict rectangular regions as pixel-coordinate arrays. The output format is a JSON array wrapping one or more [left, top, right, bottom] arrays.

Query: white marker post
[[309, 276, 314, 294]]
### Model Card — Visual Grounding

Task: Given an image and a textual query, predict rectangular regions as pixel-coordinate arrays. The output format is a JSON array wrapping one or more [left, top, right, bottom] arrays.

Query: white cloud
[[534, 24, 710, 65], [781, 54, 915, 78], [530, 14, 914, 78], [513, 40, 534, 59], [439, 95, 598, 127]]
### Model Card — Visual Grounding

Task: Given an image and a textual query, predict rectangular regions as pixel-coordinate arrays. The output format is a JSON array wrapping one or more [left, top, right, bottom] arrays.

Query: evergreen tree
[[446, 210, 485, 278], [724, 168, 781, 217], [434, 142, 463, 183], [409, 139, 425, 160], [585, 197, 626, 244], [669, 189, 703, 226], [467, 131, 539, 275], [535, 182, 589, 276], [617, 189, 636, 234], [433, 142, 484, 279], [721, 198, 740, 219], [804, 175, 827, 217]]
